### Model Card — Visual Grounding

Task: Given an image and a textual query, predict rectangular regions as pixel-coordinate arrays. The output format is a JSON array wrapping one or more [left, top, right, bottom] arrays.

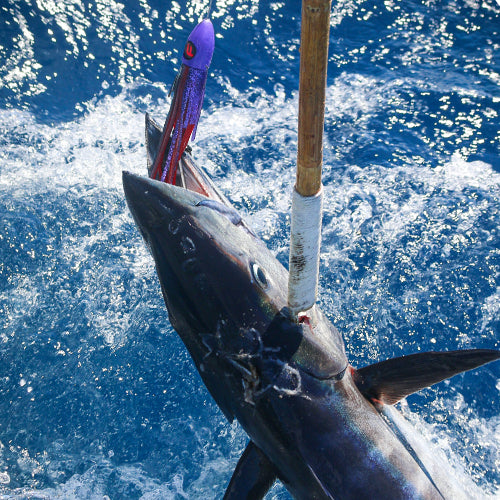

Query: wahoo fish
[[122, 116, 499, 498]]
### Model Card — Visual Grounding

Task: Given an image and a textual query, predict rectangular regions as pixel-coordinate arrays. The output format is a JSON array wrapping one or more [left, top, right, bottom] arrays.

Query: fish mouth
[[174, 151, 227, 202], [123, 110, 251, 244], [127, 112, 252, 237], [144, 111, 228, 204]]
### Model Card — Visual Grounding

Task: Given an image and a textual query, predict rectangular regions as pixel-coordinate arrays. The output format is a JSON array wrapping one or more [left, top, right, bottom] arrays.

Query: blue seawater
[[0, 0, 499, 498]]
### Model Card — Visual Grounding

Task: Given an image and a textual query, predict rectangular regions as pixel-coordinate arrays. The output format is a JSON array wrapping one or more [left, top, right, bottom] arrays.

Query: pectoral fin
[[354, 349, 500, 405], [223, 441, 277, 500]]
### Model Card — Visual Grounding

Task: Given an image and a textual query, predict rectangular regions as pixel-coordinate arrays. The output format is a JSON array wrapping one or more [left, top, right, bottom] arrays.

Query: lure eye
[[184, 41, 196, 59], [251, 262, 268, 290]]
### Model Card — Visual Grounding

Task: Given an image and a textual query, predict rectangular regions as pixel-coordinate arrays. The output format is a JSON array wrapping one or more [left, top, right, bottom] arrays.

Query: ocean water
[[0, 0, 499, 498]]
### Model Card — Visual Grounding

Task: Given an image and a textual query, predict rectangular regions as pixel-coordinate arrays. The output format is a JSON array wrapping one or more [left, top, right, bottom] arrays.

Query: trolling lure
[[150, 19, 215, 184]]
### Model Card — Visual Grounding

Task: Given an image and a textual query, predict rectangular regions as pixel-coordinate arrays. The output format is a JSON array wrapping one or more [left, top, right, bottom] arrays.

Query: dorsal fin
[[354, 349, 500, 405]]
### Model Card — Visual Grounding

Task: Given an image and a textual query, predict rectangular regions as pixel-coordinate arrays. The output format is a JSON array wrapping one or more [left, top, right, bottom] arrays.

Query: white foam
[[0, 91, 157, 350]]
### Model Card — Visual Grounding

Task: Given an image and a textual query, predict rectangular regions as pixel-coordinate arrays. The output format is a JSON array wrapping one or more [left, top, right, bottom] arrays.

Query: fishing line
[[205, 0, 214, 18]]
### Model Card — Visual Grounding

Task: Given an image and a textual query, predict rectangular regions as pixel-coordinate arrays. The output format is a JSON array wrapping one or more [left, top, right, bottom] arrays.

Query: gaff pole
[[288, 0, 331, 318]]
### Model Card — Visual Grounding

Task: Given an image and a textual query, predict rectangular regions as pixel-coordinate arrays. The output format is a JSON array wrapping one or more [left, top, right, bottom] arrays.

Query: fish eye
[[251, 262, 268, 290]]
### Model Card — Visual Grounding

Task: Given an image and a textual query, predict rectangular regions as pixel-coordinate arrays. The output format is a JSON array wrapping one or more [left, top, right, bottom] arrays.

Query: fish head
[[122, 171, 287, 346], [123, 171, 348, 418]]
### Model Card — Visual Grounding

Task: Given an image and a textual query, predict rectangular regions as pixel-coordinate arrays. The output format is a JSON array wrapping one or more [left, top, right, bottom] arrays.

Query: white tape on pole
[[287, 186, 323, 315]]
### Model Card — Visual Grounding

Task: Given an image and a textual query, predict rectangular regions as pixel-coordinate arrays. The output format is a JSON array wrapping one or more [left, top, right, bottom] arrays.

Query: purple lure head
[[182, 19, 215, 70]]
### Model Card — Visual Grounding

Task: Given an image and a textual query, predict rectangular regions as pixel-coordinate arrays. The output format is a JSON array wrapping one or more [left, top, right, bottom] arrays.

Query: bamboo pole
[[288, 0, 331, 317], [296, 0, 331, 196]]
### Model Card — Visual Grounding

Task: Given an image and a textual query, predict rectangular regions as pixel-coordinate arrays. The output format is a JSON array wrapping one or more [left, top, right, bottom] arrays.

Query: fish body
[[123, 147, 499, 499]]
